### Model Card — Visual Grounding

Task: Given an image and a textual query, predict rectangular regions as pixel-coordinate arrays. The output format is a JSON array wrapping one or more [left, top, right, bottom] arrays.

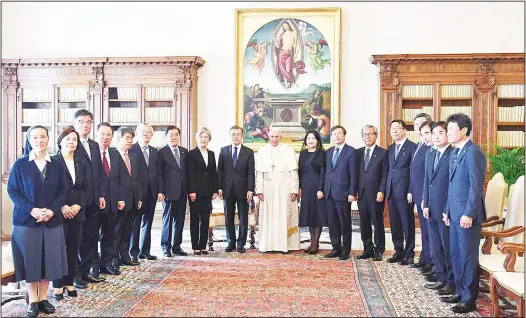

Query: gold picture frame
[[236, 8, 342, 151]]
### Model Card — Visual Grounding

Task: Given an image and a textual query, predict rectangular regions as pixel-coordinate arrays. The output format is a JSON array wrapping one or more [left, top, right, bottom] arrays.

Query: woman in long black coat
[[298, 130, 327, 254]]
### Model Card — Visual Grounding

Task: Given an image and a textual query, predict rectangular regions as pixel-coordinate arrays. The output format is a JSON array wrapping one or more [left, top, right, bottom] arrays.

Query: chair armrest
[[480, 226, 525, 255], [497, 242, 525, 272], [481, 219, 505, 228]]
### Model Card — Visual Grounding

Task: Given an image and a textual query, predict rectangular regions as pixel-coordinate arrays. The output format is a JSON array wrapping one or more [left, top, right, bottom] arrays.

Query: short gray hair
[[195, 127, 212, 141], [116, 127, 135, 139], [136, 123, 153, 135], [361, 124, 378, 136]]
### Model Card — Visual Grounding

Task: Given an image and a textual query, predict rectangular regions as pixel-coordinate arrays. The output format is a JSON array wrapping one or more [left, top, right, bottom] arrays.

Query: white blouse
[[64, 159, 76, 184], [200, 150, 208, 167]]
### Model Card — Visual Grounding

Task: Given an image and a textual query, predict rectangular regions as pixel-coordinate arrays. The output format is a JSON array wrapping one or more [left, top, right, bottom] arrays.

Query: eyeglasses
[[78, 120, 93, 125], [390, 127, 404, 131], [362, 133, 376, 137]]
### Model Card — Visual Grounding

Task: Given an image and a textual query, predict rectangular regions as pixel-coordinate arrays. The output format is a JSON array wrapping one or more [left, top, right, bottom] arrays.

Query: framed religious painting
[[236, 8, 341, 151]]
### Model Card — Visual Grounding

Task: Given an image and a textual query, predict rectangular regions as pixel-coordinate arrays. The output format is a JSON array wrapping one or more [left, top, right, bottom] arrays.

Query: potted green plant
[[488, 145, 525, 194]]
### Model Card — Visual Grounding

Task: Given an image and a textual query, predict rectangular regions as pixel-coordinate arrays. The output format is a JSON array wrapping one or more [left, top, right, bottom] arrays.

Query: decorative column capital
[[2, 67, 19, 93]]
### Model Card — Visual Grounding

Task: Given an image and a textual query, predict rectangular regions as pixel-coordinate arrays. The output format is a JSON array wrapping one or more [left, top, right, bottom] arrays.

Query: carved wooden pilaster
[[2, 67, 19, 181], [89, 66, 104, 125], [175, 64, 200, 149], [476, 61, 496, 155], [379, 63, 400, 147]]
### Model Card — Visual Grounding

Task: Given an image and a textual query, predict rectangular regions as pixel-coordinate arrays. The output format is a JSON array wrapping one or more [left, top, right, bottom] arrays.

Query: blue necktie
[[233, 146, 238, 169], [394, 144, 402, 160], [364, 148, 371, 170], [332, 147, 340, 169], [142, 146, 149, 167], [433, 150, 441, 171], [452, 148, 460, 166]]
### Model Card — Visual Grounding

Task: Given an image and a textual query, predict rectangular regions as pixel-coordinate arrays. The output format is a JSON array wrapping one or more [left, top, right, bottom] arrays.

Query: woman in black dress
[[8, 125, 68, 317], [298, 130, 327, 254], [51, 127, 91, 300], [188, 127, 218, 255]]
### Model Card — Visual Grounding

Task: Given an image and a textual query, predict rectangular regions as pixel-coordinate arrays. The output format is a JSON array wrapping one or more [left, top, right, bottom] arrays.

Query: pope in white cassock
[[255, 127, 300, 252]]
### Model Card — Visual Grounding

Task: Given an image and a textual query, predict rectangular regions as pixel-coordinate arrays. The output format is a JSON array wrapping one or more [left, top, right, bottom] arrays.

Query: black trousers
[[52, 221, 82, 288], [326, 196, 352, 254], [77, 203, 99, 276], [388, 198, 415, 259], [189, 196, 212, 250], [92, 210, 117, 270], [357, 197, 386, 254], [115, 206, 137, 263], [130, 187, 157, 257], [223, 190, 249, 249], [161, 196, 187, 253]]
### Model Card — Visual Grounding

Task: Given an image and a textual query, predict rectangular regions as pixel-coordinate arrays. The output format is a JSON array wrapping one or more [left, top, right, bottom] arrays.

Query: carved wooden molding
[[476, 62, 496, 90], [380, 63, 400, 90], [370, 53, 524, 64], [88, 66, 104, 91], [2, 66, 18, 92]]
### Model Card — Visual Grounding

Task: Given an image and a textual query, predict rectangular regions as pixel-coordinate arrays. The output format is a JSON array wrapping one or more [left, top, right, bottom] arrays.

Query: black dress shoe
[[420, 264, 434, 273], [425, 275, 438, 283], [238, 247, 246, 253], [27, 302, 39, 317], [437, 284, 456, 295], [65, 288, 78, 297], [173, 249, 188, 256], [303, 248, 311, 253], [452, 302, 477, 313], [440, 293, 461, 303], [121, 260, 140, 266], [357, 252, 374, 260], [162, 251, 173, 258], [100, 266, 121, 275], [399, 257, 414, 265], [308, 249, 318, 255], [373, 252, 383, 261], [324, 250, 342, 258], [339, 253, 350, 261], [82, 273, 106, 283], [53, 290, 64, 301], [38, 300, 55, 314], [423, 269, 436, 277], [131, 257, 139, 263], [425, 281, 445, 290], [225, 246, 235, 252], [410, 262, 426, 269], [194, 251, 202, 255], [201, 250, 209, 255], [386, 253, 403, 263], [90, 269, 103, 279], [73, 279, 87, 289]]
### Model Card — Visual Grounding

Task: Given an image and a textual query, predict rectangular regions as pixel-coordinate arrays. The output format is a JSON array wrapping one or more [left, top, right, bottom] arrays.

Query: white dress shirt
[[28, 151, 51, 172]]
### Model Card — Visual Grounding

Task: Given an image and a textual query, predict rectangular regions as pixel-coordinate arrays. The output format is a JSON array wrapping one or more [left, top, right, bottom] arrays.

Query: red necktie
[[124, 152, 132, 175], [102, 151, 110, 178]]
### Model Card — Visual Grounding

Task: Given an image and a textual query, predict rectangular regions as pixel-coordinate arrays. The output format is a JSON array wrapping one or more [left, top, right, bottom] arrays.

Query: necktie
[[83, 140, 91, 160], [102, 151, 110, 178], [173, 148, 180, 167], [413, 142, 422, 162], [143, 146, 149, 167], [233, 146, 238, 169], [433, 150, 441, 172], [124, 152, 132, 175], [332, 147, 340, 169], [452, 148, 460, 166], [395, 143, 402, 160], [364, 148, 371, 170]]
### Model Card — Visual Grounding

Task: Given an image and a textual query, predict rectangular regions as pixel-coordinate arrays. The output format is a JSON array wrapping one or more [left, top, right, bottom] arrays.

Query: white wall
[[2, 1, 524, 151]]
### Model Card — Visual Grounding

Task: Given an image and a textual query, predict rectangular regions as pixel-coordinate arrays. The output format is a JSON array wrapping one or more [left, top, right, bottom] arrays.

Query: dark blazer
[[298, 149, 325, 191], [217, 144, 255, 199], [188, 148, 219, 197], [99, 148, 124, 214], [324, 144, 358, 201], [117, 150, 143, 211], [446, 140, 487, 224], [409, 144, 431, 204], [158, 145, 188, 201], [356, 145, 388, 201], [53, 152, 91, 223], [130, 142, 160, 198], [7, 156, 68, 228], [422, 146, 453, 220], [75, 138, 102, 205], [386, 139, 417, 200]]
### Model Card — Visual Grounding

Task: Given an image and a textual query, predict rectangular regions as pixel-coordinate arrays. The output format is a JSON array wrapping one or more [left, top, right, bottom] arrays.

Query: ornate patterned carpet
[[1, 250, 498, 317]]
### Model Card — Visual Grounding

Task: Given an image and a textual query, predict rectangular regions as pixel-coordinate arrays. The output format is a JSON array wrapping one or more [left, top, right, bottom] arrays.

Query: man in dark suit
[[91, 122, 123, 276], [323, 125, 358, 261], [73, 109, 106, 287], [442, 114, 486, 314], [386, 119, 417, 265], [114, 127, 143, 266], [422, 121, 455, 296], [158, 126, 188, 257], [356, 125, 388, 261], [129, 124, 161, 261], [408, 113, 433, 270], [217, 125, 255, 253]]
